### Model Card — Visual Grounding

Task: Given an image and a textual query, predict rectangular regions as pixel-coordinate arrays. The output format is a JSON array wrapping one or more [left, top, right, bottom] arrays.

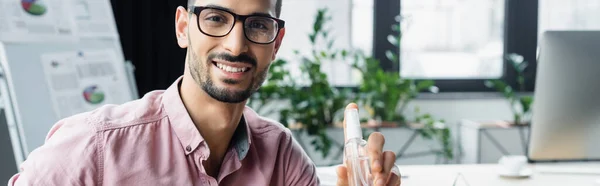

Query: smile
[[214, 62, 251, 73]]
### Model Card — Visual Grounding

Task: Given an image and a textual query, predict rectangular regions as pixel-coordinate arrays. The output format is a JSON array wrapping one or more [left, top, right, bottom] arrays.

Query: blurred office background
[[2, 0, 600, 183]]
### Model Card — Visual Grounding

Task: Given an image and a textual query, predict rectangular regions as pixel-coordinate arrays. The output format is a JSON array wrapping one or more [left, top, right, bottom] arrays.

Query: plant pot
[[493, 120, 531, 128], [367, 120, 399, 128]]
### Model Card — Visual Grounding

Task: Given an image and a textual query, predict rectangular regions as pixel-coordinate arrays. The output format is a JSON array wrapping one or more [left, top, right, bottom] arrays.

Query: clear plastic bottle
[[344, 108, 372, 186]]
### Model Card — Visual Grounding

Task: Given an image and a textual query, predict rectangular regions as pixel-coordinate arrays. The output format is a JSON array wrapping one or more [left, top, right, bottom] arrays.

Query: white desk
[[317, 163, 600, 186]]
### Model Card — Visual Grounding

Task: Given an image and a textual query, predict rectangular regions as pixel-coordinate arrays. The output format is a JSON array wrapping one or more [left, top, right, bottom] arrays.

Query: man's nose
[[222, 21, 249, 56]]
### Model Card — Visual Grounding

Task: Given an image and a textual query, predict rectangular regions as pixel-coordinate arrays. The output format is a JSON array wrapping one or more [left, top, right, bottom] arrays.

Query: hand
[[336, 103, 401, 186]]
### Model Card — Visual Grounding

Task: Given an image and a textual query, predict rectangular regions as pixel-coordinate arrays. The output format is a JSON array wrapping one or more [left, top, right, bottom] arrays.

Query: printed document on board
[[73, 0, 119, 38], [41, 50, 132, 119], [0, 0, 77, 42]]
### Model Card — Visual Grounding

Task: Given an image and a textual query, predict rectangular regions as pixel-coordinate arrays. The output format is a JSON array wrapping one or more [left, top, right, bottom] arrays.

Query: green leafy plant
[[279, 8, 352, 158], [351, 15, 435, 125], [485, 53, 533, 125], [248, 58, 293, 116], [351, 54, 435, 124], [251, 8, 350, 158], [351, 15, 453, 160], [251, 9, 454, 160], [413, 108, 453, 160]]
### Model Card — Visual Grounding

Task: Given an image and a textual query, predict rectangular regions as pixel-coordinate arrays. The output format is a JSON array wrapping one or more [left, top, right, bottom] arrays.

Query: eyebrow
[[204, 4, 273, 17]]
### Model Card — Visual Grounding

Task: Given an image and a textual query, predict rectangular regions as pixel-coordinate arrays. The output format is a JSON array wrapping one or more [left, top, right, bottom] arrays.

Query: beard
[[187, 48, 269, 103]]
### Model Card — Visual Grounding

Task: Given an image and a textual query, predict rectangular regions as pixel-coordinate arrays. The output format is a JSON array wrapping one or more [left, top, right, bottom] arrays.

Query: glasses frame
[[190, 6, 286, 44]]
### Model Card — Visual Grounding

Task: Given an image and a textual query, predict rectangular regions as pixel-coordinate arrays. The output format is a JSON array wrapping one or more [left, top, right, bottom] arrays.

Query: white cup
[[498, 155, 527, 175]]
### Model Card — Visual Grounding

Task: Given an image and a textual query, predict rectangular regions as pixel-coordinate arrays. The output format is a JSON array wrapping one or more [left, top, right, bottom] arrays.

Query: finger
[[389, 164, 401, 186], [343, 103, 359, 142], [387, 173, 401, 186], [380, 151, 396, 186], [336, 165, 349, 186], [367, 132, 385, 182]]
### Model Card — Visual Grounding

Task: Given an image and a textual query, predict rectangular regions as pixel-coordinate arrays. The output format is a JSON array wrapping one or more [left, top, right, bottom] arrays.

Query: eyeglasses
[[189, 6, 286, 44]]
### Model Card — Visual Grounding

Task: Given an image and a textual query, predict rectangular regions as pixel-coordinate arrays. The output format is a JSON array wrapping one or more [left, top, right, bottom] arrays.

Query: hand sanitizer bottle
[[344, 108, 372, 186]]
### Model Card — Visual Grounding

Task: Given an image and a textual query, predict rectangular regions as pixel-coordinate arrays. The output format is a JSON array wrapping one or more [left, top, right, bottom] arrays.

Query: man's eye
[[206, 16, 226, 23], [249, 22, 267, 30]]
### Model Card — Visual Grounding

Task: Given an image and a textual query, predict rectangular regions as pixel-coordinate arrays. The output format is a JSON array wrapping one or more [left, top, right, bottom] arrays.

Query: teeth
[[216, 63, 248, 73]]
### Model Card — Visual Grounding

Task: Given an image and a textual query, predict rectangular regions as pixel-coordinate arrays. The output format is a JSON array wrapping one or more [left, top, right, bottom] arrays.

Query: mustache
[[208, 53, 257, 67]]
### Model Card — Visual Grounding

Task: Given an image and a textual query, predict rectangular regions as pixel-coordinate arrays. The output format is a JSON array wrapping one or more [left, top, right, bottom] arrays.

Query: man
[[8, 0, 401, 185]]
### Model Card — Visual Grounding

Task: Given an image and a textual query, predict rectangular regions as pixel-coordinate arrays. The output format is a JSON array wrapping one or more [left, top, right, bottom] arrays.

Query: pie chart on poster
[[83, 85, 105, 104], [21, 0, 47, 16]]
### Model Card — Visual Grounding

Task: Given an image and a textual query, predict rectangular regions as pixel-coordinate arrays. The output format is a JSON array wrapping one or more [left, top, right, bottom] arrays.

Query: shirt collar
[[231, 115, 251, 160], [162, 76, 252, 158]]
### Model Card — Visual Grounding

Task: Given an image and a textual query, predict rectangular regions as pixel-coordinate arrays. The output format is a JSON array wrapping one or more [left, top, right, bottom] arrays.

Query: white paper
[[0, 0, 77, 43], [73, 0, 119, 38], [41, 50, 132, 119]]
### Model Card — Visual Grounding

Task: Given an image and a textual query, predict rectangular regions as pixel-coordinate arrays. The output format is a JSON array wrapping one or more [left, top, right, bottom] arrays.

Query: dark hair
[[187, 0, 282, 18]]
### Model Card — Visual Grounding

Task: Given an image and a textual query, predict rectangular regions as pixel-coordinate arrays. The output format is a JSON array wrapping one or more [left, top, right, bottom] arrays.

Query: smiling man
[[8, 0, 400, 185]]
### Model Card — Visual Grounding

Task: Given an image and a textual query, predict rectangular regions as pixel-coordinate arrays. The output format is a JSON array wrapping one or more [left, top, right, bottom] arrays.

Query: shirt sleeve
[[8, 114, 100, 186], [281, 129, 320, 186]]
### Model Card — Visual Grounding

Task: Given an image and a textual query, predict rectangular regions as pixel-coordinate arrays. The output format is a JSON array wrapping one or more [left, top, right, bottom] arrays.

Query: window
[[400, 0, 505, 79], [352, 0, 374, 57], [278, 0, 574, 92], [538, 0, 600, 40], [278, 0, 358, 86], [373, 0, 539, 92]]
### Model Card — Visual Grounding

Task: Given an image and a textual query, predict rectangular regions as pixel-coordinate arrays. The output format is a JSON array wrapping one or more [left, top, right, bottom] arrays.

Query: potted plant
[[251, 9, 455, 161], [250, 8, 350, 158], [485, 53, 533, 125], [350, 15, 454, 160]]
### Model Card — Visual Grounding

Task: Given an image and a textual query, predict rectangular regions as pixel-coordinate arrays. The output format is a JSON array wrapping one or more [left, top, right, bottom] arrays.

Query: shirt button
[[186, 145, 192, 152], [201, 178, 208, 184]]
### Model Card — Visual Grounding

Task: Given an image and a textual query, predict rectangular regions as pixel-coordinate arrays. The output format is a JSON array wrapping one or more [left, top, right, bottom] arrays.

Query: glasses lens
[[198, 8, 234, 36], [245, 17, 279, 43]]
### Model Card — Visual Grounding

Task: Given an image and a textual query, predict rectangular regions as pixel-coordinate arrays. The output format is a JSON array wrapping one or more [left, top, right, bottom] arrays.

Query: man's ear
[[271, 28, 286, 61], [175, 6, 190, 48]]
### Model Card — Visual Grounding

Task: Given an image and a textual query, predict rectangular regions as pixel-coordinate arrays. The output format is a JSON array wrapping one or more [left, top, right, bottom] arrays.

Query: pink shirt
[[8, 77, 319, 186]]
